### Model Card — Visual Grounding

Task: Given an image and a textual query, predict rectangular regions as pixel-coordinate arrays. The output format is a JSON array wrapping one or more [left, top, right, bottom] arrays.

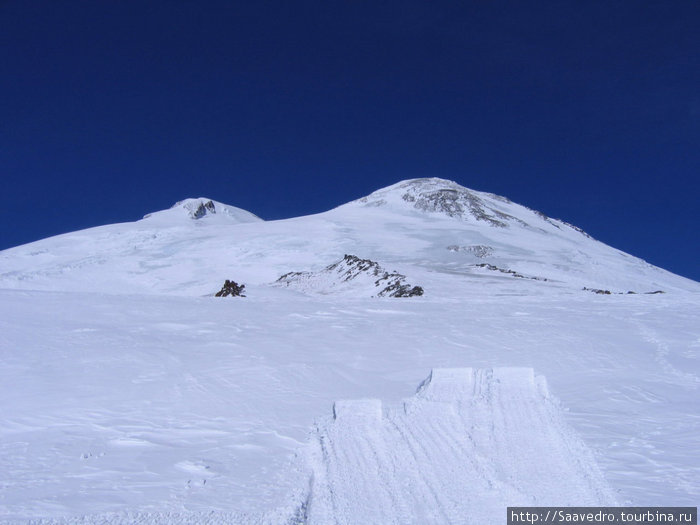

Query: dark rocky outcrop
[[583, 287, 612, 295], [327, 255, 383, 282], [585, 287, 665, 295], [474, 263, 547, 281], [377, 279, 424, 297], [215, 280, 246, 297], [192, 200, 216, 219]]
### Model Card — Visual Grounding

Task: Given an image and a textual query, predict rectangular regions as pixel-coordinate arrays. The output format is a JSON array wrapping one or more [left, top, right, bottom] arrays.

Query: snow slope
[[0, 179, 699, 523], [0, 179, 697, 296], [1, 288, 698, 523]]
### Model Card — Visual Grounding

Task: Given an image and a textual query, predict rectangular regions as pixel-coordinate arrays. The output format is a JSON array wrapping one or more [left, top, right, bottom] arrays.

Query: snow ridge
[[275, 255, 424, 297]]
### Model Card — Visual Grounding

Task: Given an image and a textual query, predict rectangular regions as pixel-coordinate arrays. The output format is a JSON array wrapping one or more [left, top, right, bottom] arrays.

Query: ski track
[[305, 367, 616, 525], [633, 321, 700, 390], [18, 367, 617, 525]]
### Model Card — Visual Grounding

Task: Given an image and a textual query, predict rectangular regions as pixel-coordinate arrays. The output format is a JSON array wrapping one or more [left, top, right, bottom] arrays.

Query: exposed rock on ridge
[[354, 178, 593, 239], [142, 198, 262, 224], [357, 178, 519, 227], [175, 199, 217, 219], [191, 200, 216, 219], [276, 255, 424, 297], [215, 280, 246, 297]]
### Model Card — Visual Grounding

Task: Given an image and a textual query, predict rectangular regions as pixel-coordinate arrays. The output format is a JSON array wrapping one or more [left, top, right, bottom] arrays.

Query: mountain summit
[[355, 178, 516, 226], [0, 179, 696, 296], [142, 197, 262, 224], [350, 177, 589, 235]]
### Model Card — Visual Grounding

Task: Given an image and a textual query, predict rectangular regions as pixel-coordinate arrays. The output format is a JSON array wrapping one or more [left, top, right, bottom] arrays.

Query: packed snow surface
[[0, 179, 698, 523], [309, 367, 616, 524]]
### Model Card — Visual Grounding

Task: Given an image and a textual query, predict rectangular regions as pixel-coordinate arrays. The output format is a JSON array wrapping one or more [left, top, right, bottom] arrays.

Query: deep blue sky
[[2, 1, 699, 281]]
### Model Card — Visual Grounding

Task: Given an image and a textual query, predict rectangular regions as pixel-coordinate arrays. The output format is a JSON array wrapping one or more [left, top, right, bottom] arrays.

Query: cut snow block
[[535, 374, 550, 398], [491, 367, 535, 386], [416, 368, 474, 402], [333, 399, 383, 424], [488, 367, 539, 399]]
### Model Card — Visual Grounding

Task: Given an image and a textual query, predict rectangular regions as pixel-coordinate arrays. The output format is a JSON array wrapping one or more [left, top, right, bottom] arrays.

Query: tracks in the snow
[[305, 367, 616, 525], [15, 368, 616, 525]]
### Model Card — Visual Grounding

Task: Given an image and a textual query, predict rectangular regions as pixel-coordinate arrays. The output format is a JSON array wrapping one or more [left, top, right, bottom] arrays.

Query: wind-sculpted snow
[[307, 368, 616, 524], [275, 255, 424, 297]]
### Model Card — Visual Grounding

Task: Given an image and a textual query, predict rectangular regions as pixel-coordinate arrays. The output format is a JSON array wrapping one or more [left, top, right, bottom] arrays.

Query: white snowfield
[[0, 179, 699, 523], [0, 364, 622, 525], [0, 180, 697, 296], [309, 368, 616, 525]]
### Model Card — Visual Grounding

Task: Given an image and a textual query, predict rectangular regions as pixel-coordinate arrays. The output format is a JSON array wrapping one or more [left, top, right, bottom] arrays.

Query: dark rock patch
[[585, 287, 665, 295], [474, 263, 548, 281], [192, 200, 216, 219], [276, 254, 424, 298], [406, 188, 510, 227], [215, 280, 246, 297], [583, 287, 612, 295]]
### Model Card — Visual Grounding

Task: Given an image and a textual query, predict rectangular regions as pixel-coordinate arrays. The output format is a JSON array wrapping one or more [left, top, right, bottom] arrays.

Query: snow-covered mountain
[[0, 178, 696, 296], [142, 198, 263, 225], [0, 179, 699, 523]]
